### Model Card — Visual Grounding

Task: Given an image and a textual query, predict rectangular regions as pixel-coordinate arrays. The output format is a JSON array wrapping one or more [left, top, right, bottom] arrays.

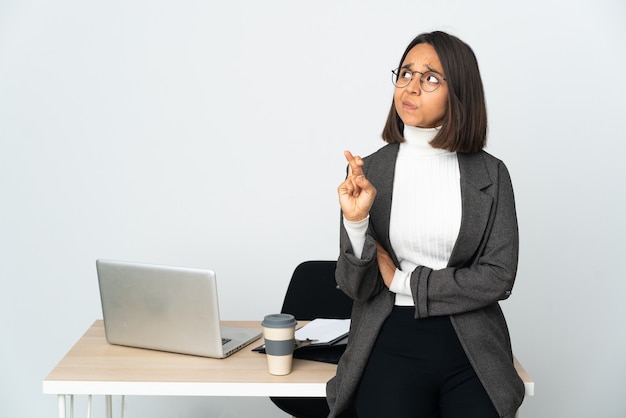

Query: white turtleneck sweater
[[343, 125, 462, 306]]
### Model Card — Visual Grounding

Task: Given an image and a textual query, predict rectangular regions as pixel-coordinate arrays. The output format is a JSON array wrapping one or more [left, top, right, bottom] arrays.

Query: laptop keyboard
[[222, 338, 232, 345]]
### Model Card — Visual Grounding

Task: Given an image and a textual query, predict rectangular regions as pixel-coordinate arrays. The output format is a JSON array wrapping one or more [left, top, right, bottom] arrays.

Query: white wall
[[1, 0, 625, 417]]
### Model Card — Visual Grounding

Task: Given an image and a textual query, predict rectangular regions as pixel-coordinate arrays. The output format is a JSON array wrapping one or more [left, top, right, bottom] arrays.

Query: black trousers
[[353, 306, 499, 418]]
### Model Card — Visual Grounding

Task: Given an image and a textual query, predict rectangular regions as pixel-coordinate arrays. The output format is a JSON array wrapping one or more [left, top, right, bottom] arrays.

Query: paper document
[[295, 318, 350, 345]]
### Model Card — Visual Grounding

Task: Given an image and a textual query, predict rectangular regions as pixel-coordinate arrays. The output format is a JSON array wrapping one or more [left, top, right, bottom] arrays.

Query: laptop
[[96, 259, 262, 358]]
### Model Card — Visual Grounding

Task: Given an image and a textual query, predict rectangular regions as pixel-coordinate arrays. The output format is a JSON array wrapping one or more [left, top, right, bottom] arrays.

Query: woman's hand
[[376, 242, 396, 288], [337, 150, 377, 222]]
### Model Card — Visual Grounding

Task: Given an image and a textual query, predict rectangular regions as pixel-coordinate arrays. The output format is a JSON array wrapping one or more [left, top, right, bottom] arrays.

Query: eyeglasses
[[391, 68, 446, 92]]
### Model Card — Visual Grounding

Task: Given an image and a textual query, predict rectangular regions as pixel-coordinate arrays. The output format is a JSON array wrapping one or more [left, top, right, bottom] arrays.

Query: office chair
[[270, 260, 353, 418]]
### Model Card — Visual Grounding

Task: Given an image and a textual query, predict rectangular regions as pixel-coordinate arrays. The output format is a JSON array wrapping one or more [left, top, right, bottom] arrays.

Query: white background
[[1, 0, 625, 417]]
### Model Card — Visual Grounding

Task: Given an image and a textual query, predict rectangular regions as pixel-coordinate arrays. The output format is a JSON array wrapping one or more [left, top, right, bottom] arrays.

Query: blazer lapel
[[367, 144, 399, 264], [448, 152, 494, 267]]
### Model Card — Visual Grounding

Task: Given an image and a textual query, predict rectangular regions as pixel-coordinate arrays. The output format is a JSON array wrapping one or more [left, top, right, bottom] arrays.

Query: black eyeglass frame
[[391, 68, 447, 92]]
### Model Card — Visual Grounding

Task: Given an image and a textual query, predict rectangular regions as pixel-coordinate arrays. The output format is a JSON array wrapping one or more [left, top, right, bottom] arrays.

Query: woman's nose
[[405, 77, 421, 94]]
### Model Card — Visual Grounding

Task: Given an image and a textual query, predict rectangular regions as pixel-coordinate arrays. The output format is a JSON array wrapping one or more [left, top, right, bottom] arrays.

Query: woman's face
[[394, 43, 448, 128]]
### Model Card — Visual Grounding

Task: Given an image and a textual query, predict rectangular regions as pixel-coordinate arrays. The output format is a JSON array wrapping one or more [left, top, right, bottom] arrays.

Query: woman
[[327, 31, 525, 418]]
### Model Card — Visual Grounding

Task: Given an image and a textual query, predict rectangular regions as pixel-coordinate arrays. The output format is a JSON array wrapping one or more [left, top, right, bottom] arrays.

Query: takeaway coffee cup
[[261, 313, 297, 375]]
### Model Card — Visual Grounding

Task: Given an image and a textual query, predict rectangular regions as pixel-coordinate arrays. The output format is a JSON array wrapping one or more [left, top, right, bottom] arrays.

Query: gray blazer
[[327, 143, 525, 418]]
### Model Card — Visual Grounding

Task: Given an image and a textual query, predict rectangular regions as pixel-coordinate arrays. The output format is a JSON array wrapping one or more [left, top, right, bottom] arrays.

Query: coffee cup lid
[[262, 313, 297, 328]]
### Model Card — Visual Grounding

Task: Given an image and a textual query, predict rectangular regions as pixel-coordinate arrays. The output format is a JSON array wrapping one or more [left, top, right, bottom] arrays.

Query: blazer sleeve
[[410, 159, 519, 318], [335, 215, 386, 302]]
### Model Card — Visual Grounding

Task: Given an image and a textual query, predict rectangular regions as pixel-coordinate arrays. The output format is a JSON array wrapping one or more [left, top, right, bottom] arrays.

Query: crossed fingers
[[344, 150, 364, 177]]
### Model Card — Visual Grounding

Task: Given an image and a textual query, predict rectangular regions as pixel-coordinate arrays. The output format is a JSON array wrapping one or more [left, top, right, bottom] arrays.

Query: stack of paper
[[295, 318, 350, 346]]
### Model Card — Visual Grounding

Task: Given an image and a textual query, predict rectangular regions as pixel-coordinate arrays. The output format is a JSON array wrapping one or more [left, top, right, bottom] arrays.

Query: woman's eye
[[424, 73, 440, 84], [400, 71, 413, 79]]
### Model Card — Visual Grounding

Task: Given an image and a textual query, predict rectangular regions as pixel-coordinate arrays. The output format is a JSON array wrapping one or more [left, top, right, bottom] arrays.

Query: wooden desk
[[44, 320, 533, 418]]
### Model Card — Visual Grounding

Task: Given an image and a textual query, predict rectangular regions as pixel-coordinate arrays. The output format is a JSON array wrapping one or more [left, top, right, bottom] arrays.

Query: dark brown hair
[[382, 31, 487, 153]]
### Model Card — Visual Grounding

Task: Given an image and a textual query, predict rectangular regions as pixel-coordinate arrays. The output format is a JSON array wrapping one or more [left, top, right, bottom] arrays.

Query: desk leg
[[57, 395, 65, 418], [105, 395, 112, 418]]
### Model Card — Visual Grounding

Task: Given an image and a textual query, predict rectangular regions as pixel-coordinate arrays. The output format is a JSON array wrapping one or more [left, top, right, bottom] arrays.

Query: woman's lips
[[403, 101, 417, 111]]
